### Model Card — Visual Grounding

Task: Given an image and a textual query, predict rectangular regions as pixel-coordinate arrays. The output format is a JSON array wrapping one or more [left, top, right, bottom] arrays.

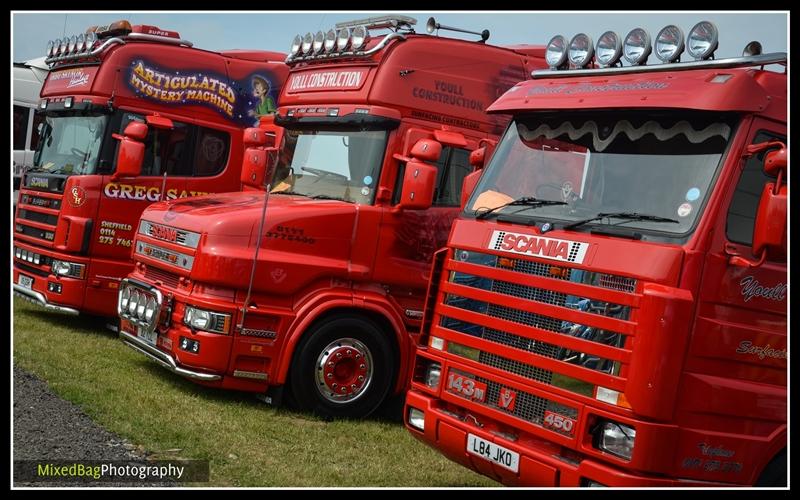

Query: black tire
[[755, 449, 786, 486], [289, 314, 396, 419]]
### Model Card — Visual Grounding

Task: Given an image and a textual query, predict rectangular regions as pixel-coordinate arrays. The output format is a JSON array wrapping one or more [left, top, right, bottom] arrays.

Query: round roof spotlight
[[545, 35, 568, 69], [568, 33, 594, 68], [595, 31, 622, 67], [687, 21, 719, 60], [85, 32, 98, 50], [59, 37, 69, 55], [290, 34, 302, 56], [76, 33, 87, 52], [623, 27, 652, 65], [350, 25, 369, 51], [312, 30, 325, 54], [301, 32, 314, 55], [324, 29, 337, 53], [336, 28, 350, 51], [68, 35, 79, 54], [46, 40, 55, 57], [742, 40, 763, 57], [654, 25, 685, 63]]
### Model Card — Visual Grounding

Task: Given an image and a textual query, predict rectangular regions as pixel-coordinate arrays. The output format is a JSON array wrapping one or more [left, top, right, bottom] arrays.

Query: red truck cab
[[13, 19, 288, 318], [405, 23, 787, 487], [118, 15, 546, 418]]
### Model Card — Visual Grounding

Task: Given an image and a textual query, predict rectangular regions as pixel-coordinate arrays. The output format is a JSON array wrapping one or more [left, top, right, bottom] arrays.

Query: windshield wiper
[[309, 194, 351, 202], [563, 212, 680, 231], [474, 196, 567, 220], [270, 190, 310, 197]]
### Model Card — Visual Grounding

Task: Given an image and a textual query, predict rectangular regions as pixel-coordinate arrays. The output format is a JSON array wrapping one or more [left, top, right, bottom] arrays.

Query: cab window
[[726, 130, 786, 246]]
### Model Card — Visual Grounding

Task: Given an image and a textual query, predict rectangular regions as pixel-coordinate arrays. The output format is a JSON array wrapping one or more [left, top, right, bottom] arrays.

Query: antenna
[[426, 17, 489, 42]]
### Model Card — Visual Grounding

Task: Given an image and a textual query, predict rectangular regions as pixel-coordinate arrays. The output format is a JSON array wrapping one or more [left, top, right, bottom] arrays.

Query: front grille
[[14, 261, 50, 278], [438, 249, 634, 405], [144, 266, 180, 289], [475, 374, 577, 434], [507, 257, 573, 281], [17, 209, 59, 226], [20, 194, 62, 210], [598, 274, 636, 293], [479, 349, 553, 385], [488, 302, 566, 336], [15, 223, 56, 242]]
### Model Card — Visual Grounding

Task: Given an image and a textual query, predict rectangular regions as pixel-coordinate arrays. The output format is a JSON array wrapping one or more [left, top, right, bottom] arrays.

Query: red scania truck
[[13, 19, 288, 318], [405, 22, 787, 487], [117, 15, 546, 418]]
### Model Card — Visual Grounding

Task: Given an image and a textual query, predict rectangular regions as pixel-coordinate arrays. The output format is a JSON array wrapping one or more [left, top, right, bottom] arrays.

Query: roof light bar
[[334, 14, 416, 31], [532, 51, 786, 79]]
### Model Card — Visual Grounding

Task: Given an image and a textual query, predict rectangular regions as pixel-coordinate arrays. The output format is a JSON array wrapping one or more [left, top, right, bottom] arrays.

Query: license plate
[[446, 370, 487, 403], [467, 433, 520, 473], [136, 326, 158, 346], [18, 274, 33, 290]]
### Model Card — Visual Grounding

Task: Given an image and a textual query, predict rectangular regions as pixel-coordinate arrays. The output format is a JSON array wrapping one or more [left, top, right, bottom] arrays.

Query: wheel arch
[[749, 425, 787, 485], [274, 293, 410, 391]]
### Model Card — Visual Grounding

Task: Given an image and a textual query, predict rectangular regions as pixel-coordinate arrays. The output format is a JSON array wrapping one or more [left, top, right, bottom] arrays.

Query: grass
[[13, 298, 495, 487]]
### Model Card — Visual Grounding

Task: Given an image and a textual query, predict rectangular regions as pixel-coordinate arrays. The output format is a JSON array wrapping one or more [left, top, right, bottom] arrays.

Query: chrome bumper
[[120, 330, 222, 381], [13, 284, 80, 315]]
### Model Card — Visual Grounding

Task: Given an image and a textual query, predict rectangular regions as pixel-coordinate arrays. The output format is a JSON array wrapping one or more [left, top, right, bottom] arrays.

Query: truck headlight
[[408, 407, 425, 431], [144, 296, 157, 323], [128, 289, 140, 315], [120, 287, 131, 311], [184, 305, 231, 334], [425, 363, 441, 389], [51, 259, 86, 279], [596, 421, 636, 461]]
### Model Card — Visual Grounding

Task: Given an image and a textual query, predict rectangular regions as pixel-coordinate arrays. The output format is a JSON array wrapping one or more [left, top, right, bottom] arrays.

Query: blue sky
[[12, 11, 788, 63]]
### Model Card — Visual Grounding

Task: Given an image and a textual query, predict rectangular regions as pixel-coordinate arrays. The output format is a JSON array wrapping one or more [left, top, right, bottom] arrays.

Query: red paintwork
[[13, 25, 289, 317], [120, 34, 546, 400], [406, 65, 787, 486], [490, 68, 787, 124]]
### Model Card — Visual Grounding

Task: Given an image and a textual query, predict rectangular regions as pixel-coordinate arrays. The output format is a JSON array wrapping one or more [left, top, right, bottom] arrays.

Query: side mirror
[[729, 143, 787, 268], [111, 121, 147, 180], [764, 146, 787, 175], [398, 160, 437, 210], [241, 127, 275, 189], [410, 139, 442, 163], [469, 146, 487, 169], [752, 182, 787, 257], [146, 113, 174, 129], [259, 114, 285, 151]]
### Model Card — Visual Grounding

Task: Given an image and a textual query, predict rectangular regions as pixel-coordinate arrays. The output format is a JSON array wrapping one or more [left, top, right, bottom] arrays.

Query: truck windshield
[[271, 129, 388, 204], [32, 113, 110, 175], [467, 112, 736, 236]]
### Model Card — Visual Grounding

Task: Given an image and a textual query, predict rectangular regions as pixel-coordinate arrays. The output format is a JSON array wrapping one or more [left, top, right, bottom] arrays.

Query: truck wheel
[[289, 315, 395, 419], [755, 449, 786, 486]]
